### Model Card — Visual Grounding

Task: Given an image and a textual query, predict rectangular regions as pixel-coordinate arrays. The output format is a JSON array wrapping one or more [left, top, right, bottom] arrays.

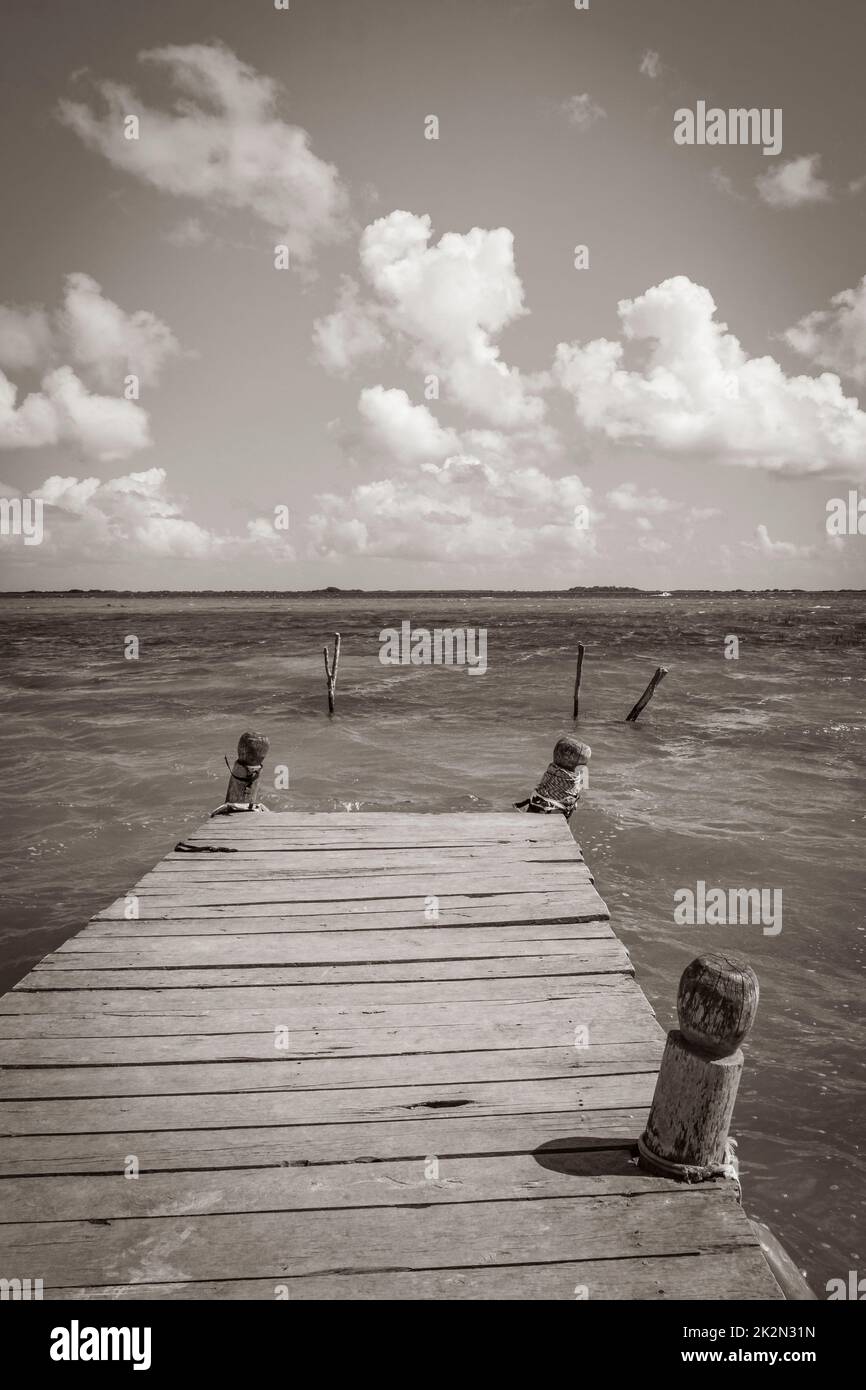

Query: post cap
[[236, 731, 270, 766], [553, 735, 591, 770], [677, 952, 759, 1058]]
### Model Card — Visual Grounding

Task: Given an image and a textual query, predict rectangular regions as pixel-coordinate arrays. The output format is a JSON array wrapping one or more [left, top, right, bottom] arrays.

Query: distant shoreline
[[0, 587, 863, 599]]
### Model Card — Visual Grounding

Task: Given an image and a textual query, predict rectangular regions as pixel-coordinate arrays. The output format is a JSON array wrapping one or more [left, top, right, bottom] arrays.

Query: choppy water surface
[[0, 592, 863, 1293]]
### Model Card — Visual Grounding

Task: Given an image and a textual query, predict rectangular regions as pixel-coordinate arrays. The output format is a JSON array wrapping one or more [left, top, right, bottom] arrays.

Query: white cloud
[[34, 467, 216, 557], [0, 365, 150, 460], [561, 93, 606, 130], [606, 482, 676, 514], [639, 51, 662, 80], [753, 523, 813, 559], [0, 274, 180, 460], [755, 154, 830, 208], [309, 388, 590, 566], [783, 276, 866, 384], [20, 466, 295, 564], [309, 454, 593, 564], [312, 277, 386, 374], [58, 273, 180, 390], [358, 386, 460, 464], [555, 275, 866, 477], [58, 42, 349, 264], [314, 211, 546, 428], [638, 533, 670, 553]]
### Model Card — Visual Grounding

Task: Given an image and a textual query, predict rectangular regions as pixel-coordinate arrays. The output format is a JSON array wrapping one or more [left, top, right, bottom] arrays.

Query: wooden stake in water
[[323, 632, 341, 715], [626, 665, 668, 722], [572, 643, 586, 720]]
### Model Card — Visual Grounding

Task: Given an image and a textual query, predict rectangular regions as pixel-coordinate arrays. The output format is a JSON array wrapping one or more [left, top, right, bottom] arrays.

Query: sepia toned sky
[[1, 0, 865, 590]]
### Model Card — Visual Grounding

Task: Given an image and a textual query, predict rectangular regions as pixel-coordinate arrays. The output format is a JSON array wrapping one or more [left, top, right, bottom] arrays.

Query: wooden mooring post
[[625, 665, 668, 722], [572, 642, 586, 720], [218, 730, 270, 812], [637, 952, 758, 1180], [323, 632, 341, 715]]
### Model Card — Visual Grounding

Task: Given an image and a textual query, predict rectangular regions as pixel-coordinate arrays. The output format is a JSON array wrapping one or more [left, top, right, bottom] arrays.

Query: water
[[0, 592, 863, 1293]]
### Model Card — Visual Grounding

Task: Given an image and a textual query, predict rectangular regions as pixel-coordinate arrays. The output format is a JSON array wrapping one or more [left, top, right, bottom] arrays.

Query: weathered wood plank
[[0, 1190, 773, 1288], [43, 928, 627, 968], [0, 1014, 662, 1065], [0, 1041, 664, 1100], [43, 1250, 781, 1300], [0, 1109, 650, 1176], [0, 1073, 659, 1135], [0, 972, 649, 1020], [0, 1150, 683, 1223], [93, 888, 603, 922], [125, 867, 594, 901]]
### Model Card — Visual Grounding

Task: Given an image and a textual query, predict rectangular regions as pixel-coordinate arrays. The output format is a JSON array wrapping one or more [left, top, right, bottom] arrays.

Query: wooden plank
[[69, 907, 615, 937], [93, 888, 603, 922], [0, 1109, 651, 1176], [125, 867, 595, 900], [0, 1042, 664, 1100], [0, 1150, 681, 1223], [43, 928, 627, 968], [163, 845, 586, 868], [0, 972, 649, 1020], [52, 918, 614, 957], [0, 1014, 663, 1065], [43, 1250, 782, 1300], [0, 1190, 774, 1288], [0, 1073, 659, 1135], [12, 957, 634, 990]]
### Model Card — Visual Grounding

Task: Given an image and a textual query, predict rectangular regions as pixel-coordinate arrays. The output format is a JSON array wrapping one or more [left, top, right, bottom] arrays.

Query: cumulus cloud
[[0, 365, 150, 460], [606, 482, 676, 514], [58, 42, 349, 264], [753, 523, 813, 559], [358, 386, 460, 464], [312, 277, 387, 374], [33, 467, 217, 557], [314, 211, 545, 428], [309, 387, 589, 566], [0, 273, 180, 391], [561, 94, 606, 130], [309, 454, 593, 564], [639, 51, 662, 79], [555, 275, 866, 477], [755, 154, 830, 208], [21, 466, 295, 564], [783, 276, 866, 384]]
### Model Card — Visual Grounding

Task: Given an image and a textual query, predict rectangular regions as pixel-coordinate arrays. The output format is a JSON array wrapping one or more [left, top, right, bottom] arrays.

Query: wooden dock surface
[[0, 811, 783, 1300]]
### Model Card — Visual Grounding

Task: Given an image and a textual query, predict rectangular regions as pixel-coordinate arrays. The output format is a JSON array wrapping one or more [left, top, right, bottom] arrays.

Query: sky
[[1, 0, 865, 590]]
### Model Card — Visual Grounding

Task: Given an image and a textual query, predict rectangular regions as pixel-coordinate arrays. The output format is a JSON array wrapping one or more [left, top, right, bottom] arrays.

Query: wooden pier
[[0, 809, 784, 1299]]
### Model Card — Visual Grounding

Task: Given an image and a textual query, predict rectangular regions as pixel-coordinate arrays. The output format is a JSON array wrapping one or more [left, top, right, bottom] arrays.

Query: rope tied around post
[[210, 730, 271, 817]]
